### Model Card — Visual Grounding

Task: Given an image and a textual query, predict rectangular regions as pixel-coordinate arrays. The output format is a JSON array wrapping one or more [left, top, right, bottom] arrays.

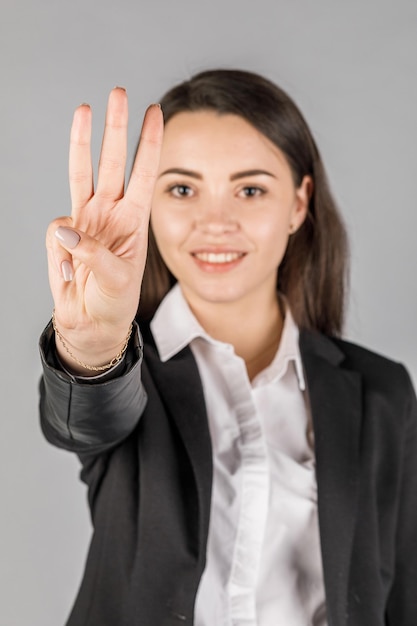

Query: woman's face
[[151, 110, 311, 311]]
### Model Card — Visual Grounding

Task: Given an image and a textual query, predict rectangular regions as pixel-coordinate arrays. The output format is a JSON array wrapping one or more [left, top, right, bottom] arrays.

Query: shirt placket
[[225, 359, 269, 625]]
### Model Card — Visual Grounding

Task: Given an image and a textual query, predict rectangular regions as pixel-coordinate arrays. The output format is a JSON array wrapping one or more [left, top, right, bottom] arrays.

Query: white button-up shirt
[[151, 284, 327, 626]]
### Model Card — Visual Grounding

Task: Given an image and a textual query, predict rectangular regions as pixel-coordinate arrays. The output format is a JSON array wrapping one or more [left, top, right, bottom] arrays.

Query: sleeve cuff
[[40, 319, 142, 384]]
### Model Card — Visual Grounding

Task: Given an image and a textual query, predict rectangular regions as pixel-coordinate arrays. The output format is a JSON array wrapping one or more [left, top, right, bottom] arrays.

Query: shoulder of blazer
[[299, 327, 411, 396]]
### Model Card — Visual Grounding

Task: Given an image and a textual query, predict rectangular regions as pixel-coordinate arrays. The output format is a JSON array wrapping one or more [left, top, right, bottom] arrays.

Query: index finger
[[125, 104, 164, 212], [69, 104, 94, 218]]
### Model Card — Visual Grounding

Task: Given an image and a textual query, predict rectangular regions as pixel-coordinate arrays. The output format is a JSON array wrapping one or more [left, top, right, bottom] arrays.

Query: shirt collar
[[150, 283, 305, 390], [150, 284, 207, 361], [252, 302, 305, 391]]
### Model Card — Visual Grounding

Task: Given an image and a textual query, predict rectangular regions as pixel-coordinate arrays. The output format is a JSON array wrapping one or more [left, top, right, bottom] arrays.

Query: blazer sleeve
[[38, 320, 147, 455], [386, 365, 417, 624]]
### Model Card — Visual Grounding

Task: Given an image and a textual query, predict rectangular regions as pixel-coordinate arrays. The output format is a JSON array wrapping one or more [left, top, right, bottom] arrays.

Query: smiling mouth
[[192, 251, 246, 264]]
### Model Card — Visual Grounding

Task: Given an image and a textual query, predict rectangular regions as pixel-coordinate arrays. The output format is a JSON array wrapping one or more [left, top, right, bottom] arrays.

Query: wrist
[[52, 309, 133, 376]]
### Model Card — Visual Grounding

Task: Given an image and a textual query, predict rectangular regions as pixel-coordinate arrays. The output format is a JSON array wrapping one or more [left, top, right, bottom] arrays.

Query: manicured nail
[[61, 260, 74, 282], [55, 226, 80, 249]]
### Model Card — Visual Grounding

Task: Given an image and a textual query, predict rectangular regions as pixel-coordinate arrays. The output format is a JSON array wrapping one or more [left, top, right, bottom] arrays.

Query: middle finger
[[96, 87, 128, 201]]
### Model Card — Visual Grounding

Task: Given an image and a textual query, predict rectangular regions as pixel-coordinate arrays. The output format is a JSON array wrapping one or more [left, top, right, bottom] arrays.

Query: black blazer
[[39, 322, 417, 626]]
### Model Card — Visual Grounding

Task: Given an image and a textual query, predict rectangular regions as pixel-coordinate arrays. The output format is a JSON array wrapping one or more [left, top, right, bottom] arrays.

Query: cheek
[[150, 207, 188, 257], [254, 215, 291, 247], [251, 215, 292, 271]]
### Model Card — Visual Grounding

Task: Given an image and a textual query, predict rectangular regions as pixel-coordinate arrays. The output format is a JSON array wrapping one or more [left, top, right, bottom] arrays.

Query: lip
[[190, 249, 247, 273]]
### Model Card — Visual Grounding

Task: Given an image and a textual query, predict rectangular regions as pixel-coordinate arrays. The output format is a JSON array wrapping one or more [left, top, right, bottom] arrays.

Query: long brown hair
[[139, 69, 349, 335]]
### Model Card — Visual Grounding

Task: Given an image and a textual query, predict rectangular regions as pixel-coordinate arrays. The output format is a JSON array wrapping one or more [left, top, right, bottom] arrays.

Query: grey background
[[1, 0, 416, 624]]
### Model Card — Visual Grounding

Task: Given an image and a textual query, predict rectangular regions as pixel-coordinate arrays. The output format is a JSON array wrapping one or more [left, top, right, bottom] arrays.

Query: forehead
[[160, 110, 290, 171]]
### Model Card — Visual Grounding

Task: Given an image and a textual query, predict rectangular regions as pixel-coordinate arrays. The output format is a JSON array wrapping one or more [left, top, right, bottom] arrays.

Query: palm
[[57, 198, 143, 324]]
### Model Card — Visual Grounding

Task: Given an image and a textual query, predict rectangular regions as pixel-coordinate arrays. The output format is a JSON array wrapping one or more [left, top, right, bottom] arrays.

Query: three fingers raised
[[69, 90, 164, 222], [49, 91, 164, 305]]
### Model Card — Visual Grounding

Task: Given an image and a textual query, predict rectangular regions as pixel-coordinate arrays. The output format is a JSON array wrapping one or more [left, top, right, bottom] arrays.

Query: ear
[[289, 175, 313, 234]]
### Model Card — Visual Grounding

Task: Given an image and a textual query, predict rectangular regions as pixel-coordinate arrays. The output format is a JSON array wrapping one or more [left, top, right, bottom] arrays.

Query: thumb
[[54, 225, 127, 293]]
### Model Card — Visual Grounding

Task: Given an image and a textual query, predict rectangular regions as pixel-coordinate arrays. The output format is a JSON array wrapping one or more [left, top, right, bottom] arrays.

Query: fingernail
[[114, 85, 126, 91], [78, 102, 91, 108], [55, 226, 80, 249], [61, 260, 74, 282]]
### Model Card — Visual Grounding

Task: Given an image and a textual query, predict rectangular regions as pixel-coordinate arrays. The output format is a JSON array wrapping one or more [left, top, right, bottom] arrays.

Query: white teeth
[[194, 252, 243, 264]]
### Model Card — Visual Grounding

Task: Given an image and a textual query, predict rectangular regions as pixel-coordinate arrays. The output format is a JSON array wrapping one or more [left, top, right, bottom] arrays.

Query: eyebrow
[[231, 169, 276, 181], [158, 168, 276, 180], [159, 168, 202, 179]]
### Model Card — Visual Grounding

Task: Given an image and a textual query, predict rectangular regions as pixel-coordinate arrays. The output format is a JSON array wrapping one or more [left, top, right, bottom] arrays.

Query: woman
[[39, 70, 417, 626]]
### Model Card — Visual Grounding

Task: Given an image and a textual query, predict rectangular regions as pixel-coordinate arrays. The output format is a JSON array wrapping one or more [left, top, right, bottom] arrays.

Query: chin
[[184, 283, 250, 306]]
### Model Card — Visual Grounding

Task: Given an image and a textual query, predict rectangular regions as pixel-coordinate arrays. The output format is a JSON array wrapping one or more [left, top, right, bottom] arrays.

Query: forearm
[[39, 320, 147, 454]]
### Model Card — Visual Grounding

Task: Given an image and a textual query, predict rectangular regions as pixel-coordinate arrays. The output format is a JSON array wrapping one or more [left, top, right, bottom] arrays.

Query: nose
[[194, 200, 239, 235]]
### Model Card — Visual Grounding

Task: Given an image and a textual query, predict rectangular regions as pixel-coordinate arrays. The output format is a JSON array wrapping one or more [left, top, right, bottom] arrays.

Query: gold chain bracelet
[[52, 309, 133, 372]]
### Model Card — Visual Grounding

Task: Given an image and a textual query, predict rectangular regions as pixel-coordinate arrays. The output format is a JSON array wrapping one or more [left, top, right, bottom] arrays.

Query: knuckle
[[141, 134, 163, 147], [69, 170, 92, 184], [95, 188, 121, 201], [46, 217, 71, 241], [69, 137, 90, 147], [105, 116, 127, 130], [130, 167, 156, 182], [99, 156, 124, 172]]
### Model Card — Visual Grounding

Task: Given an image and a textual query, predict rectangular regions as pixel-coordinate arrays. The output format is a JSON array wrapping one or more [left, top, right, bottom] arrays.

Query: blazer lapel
[[144, 341, 213, 558], [300, 330, 362, 626]]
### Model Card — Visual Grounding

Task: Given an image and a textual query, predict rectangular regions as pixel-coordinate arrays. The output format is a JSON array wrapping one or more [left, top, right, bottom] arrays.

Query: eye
[[239, 186, 266, 198], [168, 184, 194, 198]]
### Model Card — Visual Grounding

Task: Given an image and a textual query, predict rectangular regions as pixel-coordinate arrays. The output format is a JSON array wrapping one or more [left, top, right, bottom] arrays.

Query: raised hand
[[46, 88, 164, 373]]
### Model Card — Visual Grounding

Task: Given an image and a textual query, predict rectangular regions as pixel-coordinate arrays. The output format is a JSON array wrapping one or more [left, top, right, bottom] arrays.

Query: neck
[[182, 288, 284, 380]]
